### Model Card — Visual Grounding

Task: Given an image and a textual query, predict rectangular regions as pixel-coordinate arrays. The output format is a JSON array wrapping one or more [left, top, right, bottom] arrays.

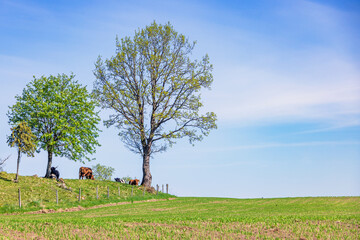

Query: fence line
[[14, 183, 170, 208]]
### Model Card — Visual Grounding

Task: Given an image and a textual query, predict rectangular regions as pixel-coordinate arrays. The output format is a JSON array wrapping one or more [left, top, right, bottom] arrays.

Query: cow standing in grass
[[129, 179, 139, 185], [79, 167, 94, 180], [50, 167, 60, 180], [115, 178, 125, 183]]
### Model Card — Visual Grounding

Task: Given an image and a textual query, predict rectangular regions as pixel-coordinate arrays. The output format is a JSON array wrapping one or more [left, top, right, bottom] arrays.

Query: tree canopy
[[93, 22, 217, 187], [8, 74, 101, 177]]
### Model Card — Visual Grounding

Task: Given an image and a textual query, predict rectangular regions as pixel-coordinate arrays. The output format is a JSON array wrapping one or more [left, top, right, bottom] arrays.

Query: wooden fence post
[[162, 184, 164, 193], [56, 189, 58, 205], [79, 188, 81, 201], [96, 186, 98, 199], [118, 186, 120, 197], [131, 186, 134, 197], [166, 184, 168, 194], [107, 186, 109, 199], [156, 185, 159, 195], [18, 188, 21, 208]]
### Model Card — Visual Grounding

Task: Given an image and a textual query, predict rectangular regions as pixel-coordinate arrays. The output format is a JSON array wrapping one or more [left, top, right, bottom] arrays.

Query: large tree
[[93, 22, 217, 187], [8, 74, 101, 178], [7, 121, 36, 182]]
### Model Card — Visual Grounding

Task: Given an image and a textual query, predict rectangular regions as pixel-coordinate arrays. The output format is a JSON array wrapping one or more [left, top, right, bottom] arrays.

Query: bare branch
[[0, 155, 10, 166]]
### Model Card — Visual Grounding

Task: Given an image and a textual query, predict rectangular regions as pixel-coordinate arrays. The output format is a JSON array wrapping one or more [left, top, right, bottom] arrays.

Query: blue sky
[[0, 0, 359, 198]]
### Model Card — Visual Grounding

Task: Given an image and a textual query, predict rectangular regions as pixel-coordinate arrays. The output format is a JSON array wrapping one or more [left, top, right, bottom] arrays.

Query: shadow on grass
[[0, 175, 13, 182]]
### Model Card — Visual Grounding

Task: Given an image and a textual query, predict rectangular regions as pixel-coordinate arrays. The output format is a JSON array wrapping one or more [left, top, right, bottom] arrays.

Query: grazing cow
[[129, 179, 140, 185], [79, 167, 94, 180], [50, 167, 60, 180], [114, 178, 125, 183]]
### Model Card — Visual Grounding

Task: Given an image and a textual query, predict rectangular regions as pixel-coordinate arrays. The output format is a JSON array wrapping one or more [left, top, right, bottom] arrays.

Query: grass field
[[0, 172, 171, 213], [0, 196, 359, 239]]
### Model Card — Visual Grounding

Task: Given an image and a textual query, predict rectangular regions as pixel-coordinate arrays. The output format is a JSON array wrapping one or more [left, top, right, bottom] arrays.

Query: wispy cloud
[[295, 119, 360, 134], [207, 50, 360, 127], [200, 1, 360, 130], [204, 141, 360, 152]]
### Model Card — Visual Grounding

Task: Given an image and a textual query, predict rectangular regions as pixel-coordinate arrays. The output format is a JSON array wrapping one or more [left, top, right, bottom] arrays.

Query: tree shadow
[[0, 174, 13, 182]]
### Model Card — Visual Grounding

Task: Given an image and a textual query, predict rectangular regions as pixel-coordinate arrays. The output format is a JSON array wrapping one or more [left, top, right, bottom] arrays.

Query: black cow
[[50, 167, 60, 180], [114, 178, 125, 183]]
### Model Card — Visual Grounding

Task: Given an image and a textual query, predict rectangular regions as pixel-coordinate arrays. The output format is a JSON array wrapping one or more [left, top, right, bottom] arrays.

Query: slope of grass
[[0, 196, 359, 239], [0, 172, 172, 213]]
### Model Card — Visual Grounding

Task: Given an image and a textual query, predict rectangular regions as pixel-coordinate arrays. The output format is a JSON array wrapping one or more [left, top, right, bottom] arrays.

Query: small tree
[[92, 163, 115, 181], [7, 122, 36, 181], [120, 176, 132, 183], [8, 74, 101, 178], [93, 22, 217, 187]]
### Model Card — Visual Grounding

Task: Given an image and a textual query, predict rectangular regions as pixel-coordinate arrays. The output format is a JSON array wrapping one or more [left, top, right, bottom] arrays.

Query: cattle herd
[[50, 166, 140, 185]]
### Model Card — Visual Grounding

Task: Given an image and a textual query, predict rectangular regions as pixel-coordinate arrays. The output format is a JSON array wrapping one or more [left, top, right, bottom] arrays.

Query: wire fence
[[14, 183, 170, 208]]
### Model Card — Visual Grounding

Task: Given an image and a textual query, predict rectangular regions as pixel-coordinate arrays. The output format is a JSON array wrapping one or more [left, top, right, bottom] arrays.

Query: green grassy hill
[[0, 172, 172, 213]]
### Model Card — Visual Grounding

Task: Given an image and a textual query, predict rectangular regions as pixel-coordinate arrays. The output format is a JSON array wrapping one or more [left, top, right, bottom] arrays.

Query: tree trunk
[[15, 148, 20, 181], [44, 150, 53, 178], [141, 149, 152, 187]]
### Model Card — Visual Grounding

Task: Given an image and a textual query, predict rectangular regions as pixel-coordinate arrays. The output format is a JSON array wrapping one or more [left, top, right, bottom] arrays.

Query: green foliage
[[93, 21, 217, 155], [7, 122, 37, 180], [7, 122, 36, 157], [91, 163, 115, 181], [120, 176, 132, 183], [7, 74, 101, 162]]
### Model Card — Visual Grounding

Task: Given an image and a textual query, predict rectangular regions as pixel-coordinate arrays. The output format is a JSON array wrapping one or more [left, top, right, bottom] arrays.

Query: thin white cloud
[[278, 0, 354, 48], [199, 1, 360, 129], [295, 119, 360, 134], [204, 141, 360, 152], [206, 53, 360, 125]]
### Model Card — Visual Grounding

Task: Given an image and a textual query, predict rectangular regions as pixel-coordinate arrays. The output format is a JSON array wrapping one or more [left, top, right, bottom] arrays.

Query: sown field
[[0, 196, 359, 239]]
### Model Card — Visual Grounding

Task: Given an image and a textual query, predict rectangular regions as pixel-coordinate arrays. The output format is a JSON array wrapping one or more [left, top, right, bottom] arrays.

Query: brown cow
[[129, 179, 139, 185], [79, 167, 94, 180]]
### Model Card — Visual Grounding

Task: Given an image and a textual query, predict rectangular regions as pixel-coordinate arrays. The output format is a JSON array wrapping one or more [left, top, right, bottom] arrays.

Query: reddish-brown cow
[[129, 179, 140, 185], [79, 167, 94, 180]]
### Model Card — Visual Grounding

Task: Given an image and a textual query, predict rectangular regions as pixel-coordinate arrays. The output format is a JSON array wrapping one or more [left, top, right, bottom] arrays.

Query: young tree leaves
[[8, 74, 101, 177], [7, 121, 36, 158], [93, 22, 217, 156]]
